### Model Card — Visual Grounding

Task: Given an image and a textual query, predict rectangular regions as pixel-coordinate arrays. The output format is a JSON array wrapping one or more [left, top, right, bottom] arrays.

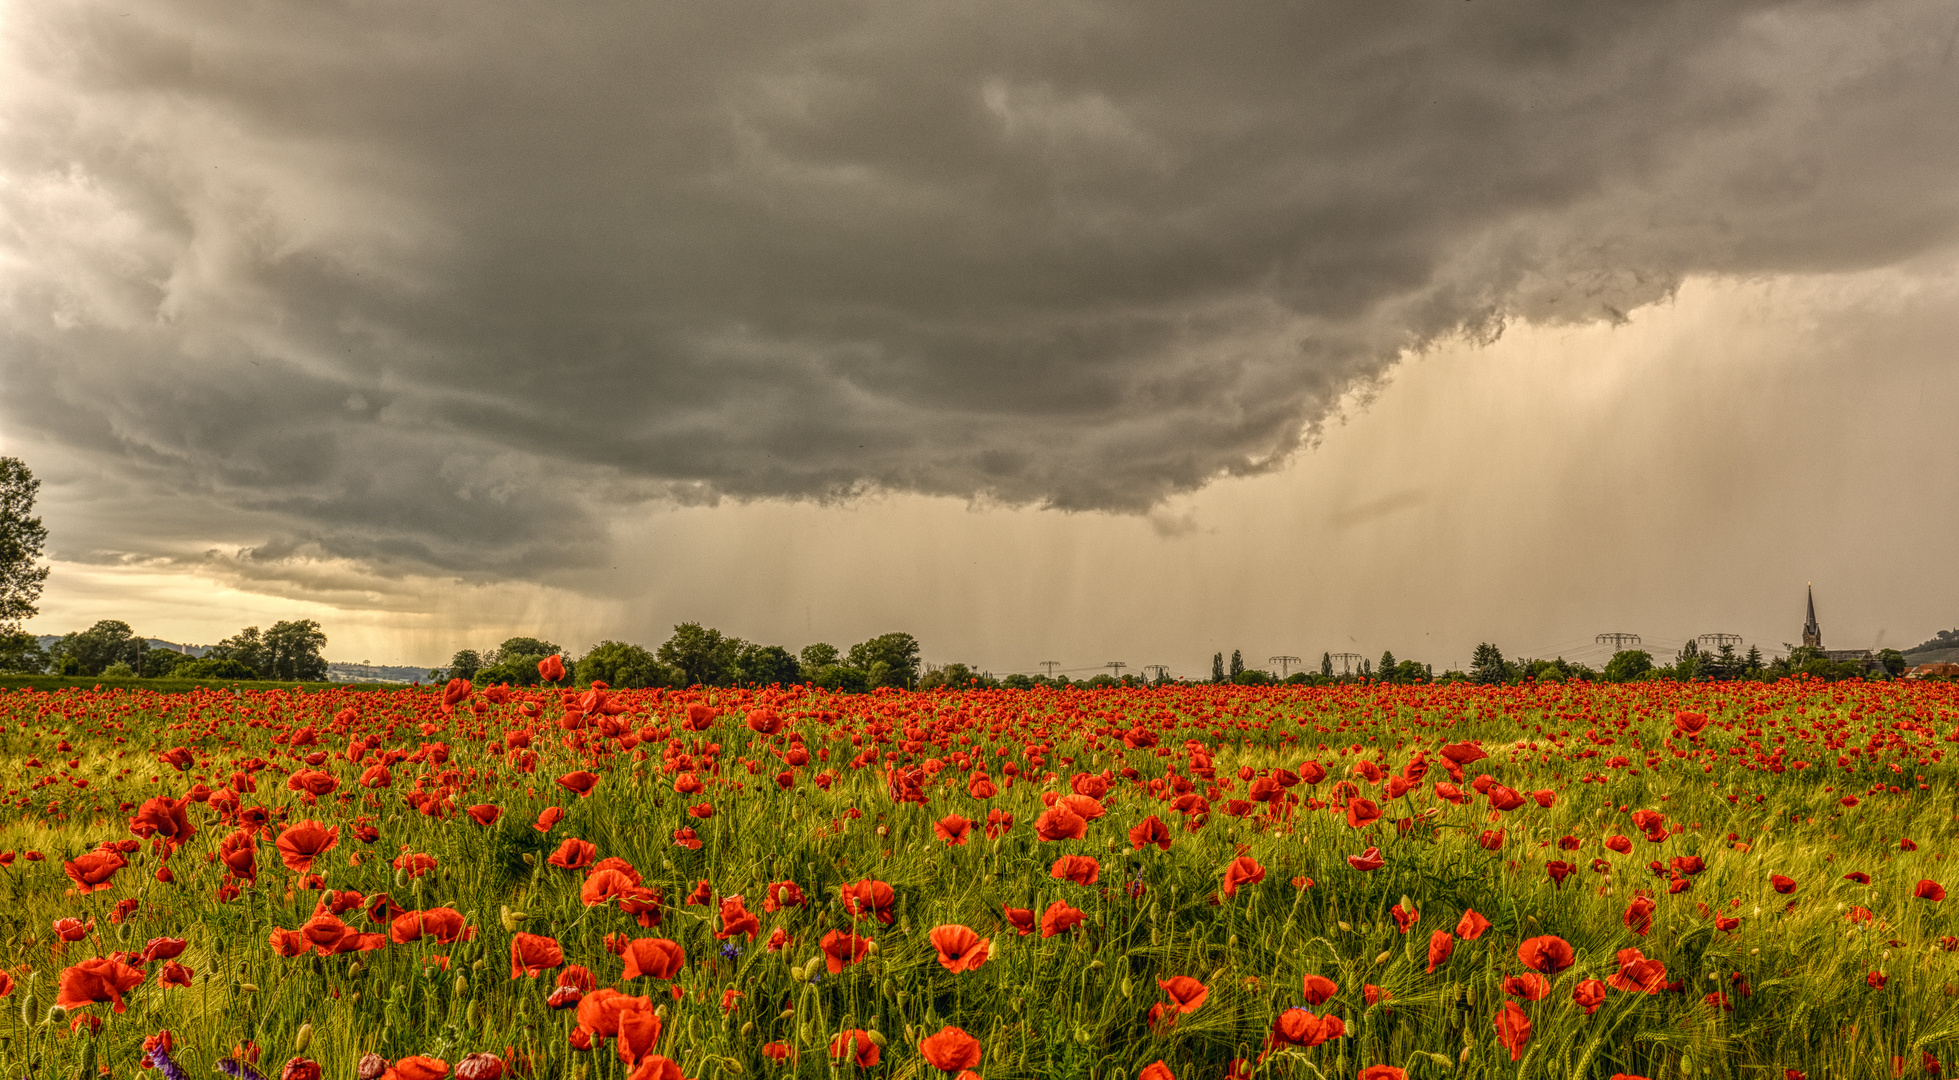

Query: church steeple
[[1802, 584, 1823, 649]]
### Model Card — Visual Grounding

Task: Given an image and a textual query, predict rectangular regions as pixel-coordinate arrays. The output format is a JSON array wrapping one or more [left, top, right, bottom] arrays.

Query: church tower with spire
[[1802, 584, 1823, 649]]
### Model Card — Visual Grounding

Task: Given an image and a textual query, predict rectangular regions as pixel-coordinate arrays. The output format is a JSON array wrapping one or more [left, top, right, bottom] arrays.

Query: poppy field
[[2, 674, 1959, 1080]]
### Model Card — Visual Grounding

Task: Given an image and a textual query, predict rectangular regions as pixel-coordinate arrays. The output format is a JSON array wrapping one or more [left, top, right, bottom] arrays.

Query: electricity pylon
[[1330, 652, 1363, 676], [1268, 655, 1302, 677], [1040, 661, 1060, 678], [1105, 662, 1127, 679], [1697, 633, 1743, 650], [1596, 633, 1642, 649]]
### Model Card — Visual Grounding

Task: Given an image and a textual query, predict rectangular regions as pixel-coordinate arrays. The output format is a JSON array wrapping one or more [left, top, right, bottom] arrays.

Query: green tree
[[0, 631, 48, 673], [1879, 648, 1908, 678], [847, 633, 921, 689], [141, 647, 194, 679], [491, 637, 561, 665], [658, 623, 741, 687], [814, 664, 870, 693], [208, 626, 270, 676], [1470, 643, 1508, 685], [0, 458, 50, 635], [1321, 652, 1333, 678], [578, 641, 668, 688], [800, 642, 840, 670], [447, 649, 484, 682], [1229, 650, 1244, 679], [177, 655, 260, 680], [51, 620, 139, 676], [1379, 650, 1397, 684], [1001, 672, 1035, 690], [264, 619, 328, 681], [1744, 645, 1765, 674], [732, 643, 803, 687], [1212, 653, 1225, 683], [477, 636, 571, 686], [1603, 649, 1654, 682]]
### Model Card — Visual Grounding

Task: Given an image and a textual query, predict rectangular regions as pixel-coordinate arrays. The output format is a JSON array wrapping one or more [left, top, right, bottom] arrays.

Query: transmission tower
[[1595, 633, 1642, 649], [1105, 662, 1128, 679], [1143, 664, 1169, 682], [1040, 661, 1060, 678], [1330, 652, 1363, 676], [1268, 655, 1302, 677], [1697, 633, 1743, 650]]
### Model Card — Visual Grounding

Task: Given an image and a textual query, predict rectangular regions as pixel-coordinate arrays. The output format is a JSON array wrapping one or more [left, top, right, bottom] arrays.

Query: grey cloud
[[3, 0, 1958, 581]]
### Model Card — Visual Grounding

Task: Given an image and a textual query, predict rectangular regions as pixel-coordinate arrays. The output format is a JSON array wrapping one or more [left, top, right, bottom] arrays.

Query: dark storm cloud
[[3, 0, 1957, 578]]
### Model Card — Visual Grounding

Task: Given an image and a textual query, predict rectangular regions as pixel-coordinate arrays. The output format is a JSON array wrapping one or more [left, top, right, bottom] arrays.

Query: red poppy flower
[[1517, 936, 1574, 974], [1003, 906, 1036, 935], [1917, 880, 1947, 902], [465, 805, 502, 827], [1222, 856, 1266, 898], [1359, 1069, 1406, 1080], [555, 771, 600, 797], [1128, 816, 1173, 851], [763, 881, 806, 911], [820, 930, 873, 973], [538, 654, 566, 681], [714, 896, 760, 942], [533, 806, 565, 832], [1140, 1061, 1176, 1080], [63, 851, 126, 894], [929, 925, 991, 973], [128, 796, 196, 854], [1606, 947, 1668, 994], [508, 933, 564, 979], [548, 838, 597, 870], [829, 1030, 879, 1069], [1573, 978, 1607, 1014], [1265, 1009, 1344, 1050], [274, 821, 339, 874], [1502, 973, 1550, 1001], [1158, 975, 1209, 1014], [1039, 901, 1087, 938], [918, 1026, 981, 1073], [621, 938, 687, 980], [840, 879, 897, 924], [1346, 847, 1385, 872], [1455, 909, 1491, 940], [1623, 895, 1656, 937], [391, 907, 470, 945], [1051, 855, 1101, 885], [1302, 974, 1338, 1005], [52, 917, 93, 942], [1390, 903, 1419, 933], [1345, 797, 1381, 828], [55, 956, 146, 1013], [1425, 930, 1454, 974], [1770, 874, 1797, 894], [1605, 835, 1633, 854], [1034, 806, 1088, 841], [613, 999, 665, 1067], [934, 815, 972, 846], [383, 1057, 450, 1080], [1494, 1000, 1531, 1061]]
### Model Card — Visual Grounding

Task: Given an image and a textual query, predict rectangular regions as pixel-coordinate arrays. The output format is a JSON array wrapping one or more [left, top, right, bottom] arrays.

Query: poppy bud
[[357, 1055, 388, 1080], [294, 1023, 313, 1051], [865, 1030, 886, 1048], [456, 1054, 505, 1080], [45, 1005, 67, 1025]]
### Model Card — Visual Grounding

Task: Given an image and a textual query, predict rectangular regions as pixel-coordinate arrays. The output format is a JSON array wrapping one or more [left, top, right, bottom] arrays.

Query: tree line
[[0, 618, 331, 681], [437, 625, 931, 691]]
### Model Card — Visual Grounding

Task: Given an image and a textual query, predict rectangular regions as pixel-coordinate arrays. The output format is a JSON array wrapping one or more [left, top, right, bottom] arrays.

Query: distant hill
[[325, 661, 429, 685], [36, 634, 211, 657], [1903, 629, 1959, 667]]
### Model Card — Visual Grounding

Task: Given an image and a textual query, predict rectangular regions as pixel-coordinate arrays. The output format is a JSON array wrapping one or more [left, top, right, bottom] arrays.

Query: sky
[[2, 0, 1956, 676]]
